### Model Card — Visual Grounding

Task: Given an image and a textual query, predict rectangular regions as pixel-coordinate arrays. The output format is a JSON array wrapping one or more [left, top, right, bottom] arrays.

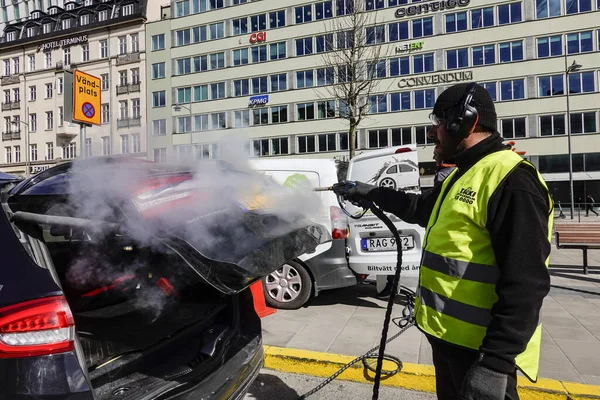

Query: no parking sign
[[64, 69, 102, 126]]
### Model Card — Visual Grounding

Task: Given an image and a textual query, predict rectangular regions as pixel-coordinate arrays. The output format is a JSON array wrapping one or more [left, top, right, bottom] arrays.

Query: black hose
[[297, 199, 414, 399]]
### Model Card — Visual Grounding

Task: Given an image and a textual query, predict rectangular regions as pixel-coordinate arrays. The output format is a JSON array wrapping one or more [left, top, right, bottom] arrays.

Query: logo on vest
[[455, 187, 477, 205]]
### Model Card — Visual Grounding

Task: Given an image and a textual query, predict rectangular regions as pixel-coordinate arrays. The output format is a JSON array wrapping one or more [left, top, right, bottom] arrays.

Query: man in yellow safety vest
[[336, 82, 553, 400]]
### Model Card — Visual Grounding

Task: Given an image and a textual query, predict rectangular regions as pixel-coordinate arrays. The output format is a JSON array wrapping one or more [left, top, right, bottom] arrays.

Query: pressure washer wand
[[313, 186, 333, 192]]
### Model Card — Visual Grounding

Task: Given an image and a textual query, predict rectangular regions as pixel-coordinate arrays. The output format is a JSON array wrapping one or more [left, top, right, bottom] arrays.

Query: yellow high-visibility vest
[[415, 149, 553, 382]]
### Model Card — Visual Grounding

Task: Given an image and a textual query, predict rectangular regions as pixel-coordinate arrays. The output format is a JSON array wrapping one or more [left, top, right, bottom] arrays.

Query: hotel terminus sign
[[38, 35, 88, 51], [395, 0, 470, 18]]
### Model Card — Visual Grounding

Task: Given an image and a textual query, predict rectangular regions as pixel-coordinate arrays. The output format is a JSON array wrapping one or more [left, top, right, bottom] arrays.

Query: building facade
[[0, 0, 160, 176], [145, 0, 600, 200]]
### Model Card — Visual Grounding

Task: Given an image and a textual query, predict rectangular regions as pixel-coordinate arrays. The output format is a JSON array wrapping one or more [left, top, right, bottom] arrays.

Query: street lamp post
[[564, 41, 582, 219], [11, 113, 30, 178], [173, 103, 193, 159]]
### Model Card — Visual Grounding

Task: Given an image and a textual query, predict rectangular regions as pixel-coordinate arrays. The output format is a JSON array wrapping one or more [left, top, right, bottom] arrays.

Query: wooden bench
[[554, 223, 600, 274]]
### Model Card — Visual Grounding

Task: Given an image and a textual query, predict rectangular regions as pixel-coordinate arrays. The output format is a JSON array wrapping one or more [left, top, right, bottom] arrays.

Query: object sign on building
[[248, 94, 269, 106], [71, 70, 101, 125], [249, 32, 267, 43], [395, 41, 424, 53]]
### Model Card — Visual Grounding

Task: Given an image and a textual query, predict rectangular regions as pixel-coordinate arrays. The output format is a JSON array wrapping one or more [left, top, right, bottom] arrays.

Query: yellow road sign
[[72, 70, 101, 125]]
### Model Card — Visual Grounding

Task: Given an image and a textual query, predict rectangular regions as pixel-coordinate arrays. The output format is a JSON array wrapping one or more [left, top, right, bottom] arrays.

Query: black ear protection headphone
[[445, 82, 480, 139]]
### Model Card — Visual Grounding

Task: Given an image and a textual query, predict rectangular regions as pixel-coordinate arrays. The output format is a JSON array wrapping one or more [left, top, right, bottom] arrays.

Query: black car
[[0, 158, 329, 399]]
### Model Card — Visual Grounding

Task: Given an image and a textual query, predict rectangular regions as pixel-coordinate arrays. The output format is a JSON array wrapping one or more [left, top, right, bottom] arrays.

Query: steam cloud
[[60, 131, 326, 317]]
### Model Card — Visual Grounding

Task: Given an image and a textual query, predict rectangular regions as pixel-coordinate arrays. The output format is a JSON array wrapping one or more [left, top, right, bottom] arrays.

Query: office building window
[[100, 40, 108, 58], [152, 62, 165, 79], [175, 0, 190, 17], [194, 85, 209, 101], [233, 79, 249, 96], [101, 104, 110, 124], [101, 74, 109, 90], [413, 53, 434, 74], [29, 86, 36, 101], [367, 60, 386, 79], [297, 70, 314, 89], [46, 83, 53, 98], [211, 112, 226, 129], [316, 67, 334, 86], [500, 117, 527, 138], [498, 2, 522, 24], [250, 14, 267, 32], [271, 137, 288, 155], [390, 92, 411, 111], [210, 22, 224, 39], [537, 35, 562, 57], [315, 1, 333, 19], [210, 82, 226, 99], [481, 82, 497, 101], [570, 112, 596, 134], [296, 38, 313, 56], [368, 129, 388, 149], [315, 34, 334, 53], [269, 10, 286, 28], [251, 45, 268, 63], [499, 41, 523, 62], [391, 127, 413, 145], [152, 91, 166, 107], [540, 114, 566, 136], [336, 0, 354, 15], [152, 119, 167, 136], [471, 6, 494, 29], [46, 143, 54, 160], [366, 0, 385, 10], [102, 137, 111, 155], [176, 29, 192, 46], [390, 56, 410, 76], [445, 11, 467, 33], [270, 42, 287, 60], [472, 44, 495, 65], [500, 79, 525, 100], [538, 75, 564, 96], [295, 4, 312, 24], [233, 48, 249, 65], [568, 71, 595, 93], [566, 0, 592, 14], [297, 102, 316, 121], [566, 31, 593, 54], [151, 34, 165, 51], [253, 108, 269, 126], [251, 76, 268, 94], [177, 58, 192, 74], [368, 95, 387, 114], [234, 110, 250, 127], [414, 89, 435, 109], [271, 106, 288, 123], [536, 0, 561, 18], [446, 48, 469, 69], [153, 148, 167, 162], [209, 52, 225, 69], [298, 135, 316, 153], [388, 21, 409, 42], [415, 125, 435, 145], [253, 139, 269, 156], [232, 18, 248, 35], [337, 31, 353, 49], [271, 73, 287, 91], [412, 17, 433, 38], [366, 25, 386, 45]]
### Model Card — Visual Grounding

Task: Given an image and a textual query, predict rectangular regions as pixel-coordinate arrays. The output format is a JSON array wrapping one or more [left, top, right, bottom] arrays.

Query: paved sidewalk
[[261, 247, 600, 385]]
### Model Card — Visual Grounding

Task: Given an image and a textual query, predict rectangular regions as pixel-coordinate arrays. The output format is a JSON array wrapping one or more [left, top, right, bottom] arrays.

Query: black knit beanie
[[432, 83, 497, 132]]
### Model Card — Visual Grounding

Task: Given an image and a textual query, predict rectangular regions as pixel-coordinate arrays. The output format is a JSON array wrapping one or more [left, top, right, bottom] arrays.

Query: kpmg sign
[[398, 71, 473, 88], [38, 35, 88, 51], [248, 94, 269, 106], [395, 0, 470, 18]]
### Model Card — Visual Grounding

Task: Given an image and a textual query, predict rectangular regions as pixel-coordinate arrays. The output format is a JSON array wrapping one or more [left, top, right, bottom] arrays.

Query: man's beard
[[435, 137, 464, 162]]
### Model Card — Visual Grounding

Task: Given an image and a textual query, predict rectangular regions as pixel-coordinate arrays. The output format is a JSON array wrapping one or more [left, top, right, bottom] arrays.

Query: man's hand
[[332, 181, 378, 205], [460, 362, 508, 400]]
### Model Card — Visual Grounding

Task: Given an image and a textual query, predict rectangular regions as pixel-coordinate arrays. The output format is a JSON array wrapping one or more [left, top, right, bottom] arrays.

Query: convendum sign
[[398, 71, 473, 88]]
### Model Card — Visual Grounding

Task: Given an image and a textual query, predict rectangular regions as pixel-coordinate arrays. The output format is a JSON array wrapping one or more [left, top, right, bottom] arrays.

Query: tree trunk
[[349, 123, 357, 160]]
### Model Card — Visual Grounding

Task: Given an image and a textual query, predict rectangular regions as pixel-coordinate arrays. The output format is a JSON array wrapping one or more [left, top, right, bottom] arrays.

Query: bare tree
[[317, 0, 393, 159]]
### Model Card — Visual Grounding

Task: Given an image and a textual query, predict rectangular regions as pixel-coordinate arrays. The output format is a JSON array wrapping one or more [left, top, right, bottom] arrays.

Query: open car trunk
[[5, 158, 331, 399]]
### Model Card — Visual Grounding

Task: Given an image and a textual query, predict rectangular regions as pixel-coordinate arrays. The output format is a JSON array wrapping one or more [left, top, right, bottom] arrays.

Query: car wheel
[[263, 260, 312, 310], [379, 178, 396, 189]]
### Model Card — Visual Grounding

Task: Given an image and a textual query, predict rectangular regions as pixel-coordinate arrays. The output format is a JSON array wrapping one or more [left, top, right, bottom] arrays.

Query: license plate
[[361, 236, 414, 252]]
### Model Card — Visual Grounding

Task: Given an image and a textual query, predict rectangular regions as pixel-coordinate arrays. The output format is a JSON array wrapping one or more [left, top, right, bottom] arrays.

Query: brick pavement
[[261, 247, 600, 385]]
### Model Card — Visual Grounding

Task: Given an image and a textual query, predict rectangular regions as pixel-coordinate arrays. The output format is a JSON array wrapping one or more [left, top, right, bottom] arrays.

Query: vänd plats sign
[[398, 71, 473, 88], [395, 0, 470, 18]]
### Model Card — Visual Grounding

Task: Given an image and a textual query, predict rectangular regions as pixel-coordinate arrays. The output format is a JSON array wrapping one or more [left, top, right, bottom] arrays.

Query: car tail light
[[395, 147, 413, 154], [330, 206, 349, 240], [0, 296, 75, 358]]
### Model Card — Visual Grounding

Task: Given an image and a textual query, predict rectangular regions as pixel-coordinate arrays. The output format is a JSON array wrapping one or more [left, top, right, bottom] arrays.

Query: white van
[[248, 158, 359, 309], [345, 145, 426, 291]]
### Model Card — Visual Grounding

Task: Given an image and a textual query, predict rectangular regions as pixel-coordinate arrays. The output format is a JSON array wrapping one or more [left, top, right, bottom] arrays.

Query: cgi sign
[[249, 31, 267, 43], [248, 94, 269, 106], [395, 0, 470, 18], [398, 71, 473, 88]]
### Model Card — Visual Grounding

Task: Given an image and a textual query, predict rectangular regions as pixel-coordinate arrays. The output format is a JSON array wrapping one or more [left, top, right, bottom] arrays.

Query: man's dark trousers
[[426, 335, 519, 400]]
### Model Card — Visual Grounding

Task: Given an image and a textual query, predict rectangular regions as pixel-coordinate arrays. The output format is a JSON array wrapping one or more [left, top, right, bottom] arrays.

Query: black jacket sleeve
[[369, 183, 443, 228], [479, 166, 552, 375]]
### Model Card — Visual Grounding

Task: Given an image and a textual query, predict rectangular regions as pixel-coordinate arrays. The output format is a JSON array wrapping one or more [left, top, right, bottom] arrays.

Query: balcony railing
[[1, 75, 20, 85], [1, 101, 20, 111], [116, 52, 141, 66], [2, 131, 21, 141], [116, 82, 142, 95], [117, 116, 142, 129]]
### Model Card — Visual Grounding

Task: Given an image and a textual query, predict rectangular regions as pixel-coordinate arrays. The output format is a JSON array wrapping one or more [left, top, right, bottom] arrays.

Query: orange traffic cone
[[250, 280, 277, 318]]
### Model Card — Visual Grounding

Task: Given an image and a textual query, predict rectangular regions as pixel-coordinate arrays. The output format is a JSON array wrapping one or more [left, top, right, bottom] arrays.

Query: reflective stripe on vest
[[415, 149, 554, 383]]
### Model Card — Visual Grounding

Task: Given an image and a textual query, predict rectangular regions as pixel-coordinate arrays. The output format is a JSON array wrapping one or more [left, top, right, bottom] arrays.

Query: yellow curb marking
[[263, 346, 600, 400]]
